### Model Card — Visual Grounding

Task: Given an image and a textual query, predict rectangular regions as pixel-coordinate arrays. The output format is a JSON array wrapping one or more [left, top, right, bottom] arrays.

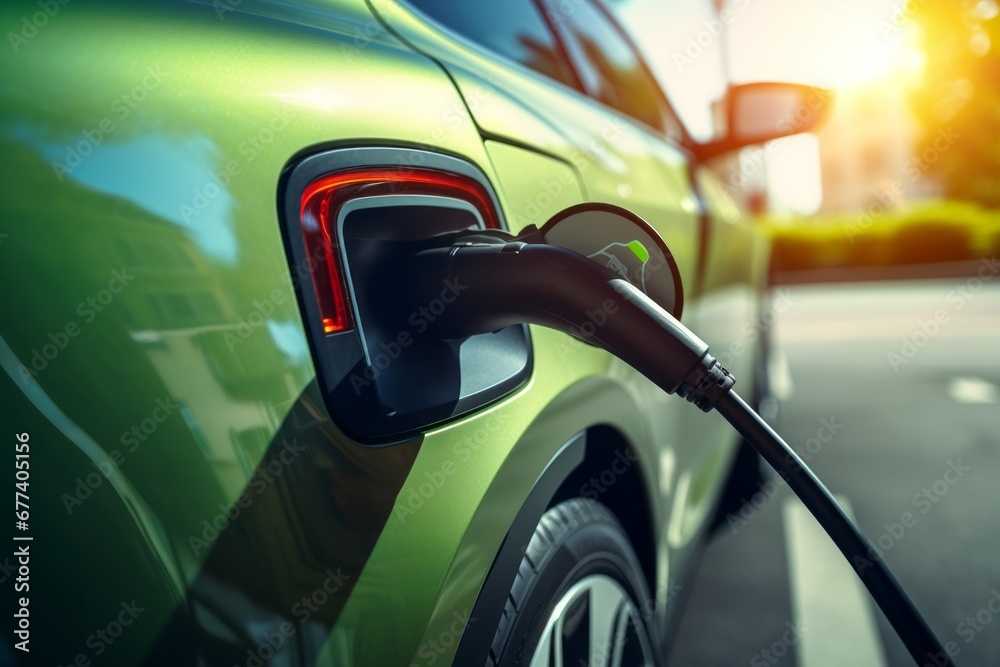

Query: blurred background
[[609, 0, 1000, 278], [605, 1, 1000, 665]]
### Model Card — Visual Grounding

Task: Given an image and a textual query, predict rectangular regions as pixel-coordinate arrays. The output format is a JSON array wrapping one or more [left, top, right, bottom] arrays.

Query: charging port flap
[[280, 147, 532, 444]]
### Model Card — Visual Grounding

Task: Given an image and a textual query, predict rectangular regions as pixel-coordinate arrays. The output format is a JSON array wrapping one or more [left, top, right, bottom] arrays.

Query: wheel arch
[[452, 422, 660, 665], [547, 424, 657, 611]]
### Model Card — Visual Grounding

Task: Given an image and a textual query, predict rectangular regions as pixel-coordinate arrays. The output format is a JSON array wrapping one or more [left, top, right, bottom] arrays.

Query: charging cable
[[401, 232, 954, 667]]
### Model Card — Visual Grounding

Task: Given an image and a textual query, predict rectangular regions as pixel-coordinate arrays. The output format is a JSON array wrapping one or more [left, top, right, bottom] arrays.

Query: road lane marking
[[783, 496, 888, 667], [769, 350, 794, 401], [946, 377, 999, 404], [776, 316, 1000, 344]]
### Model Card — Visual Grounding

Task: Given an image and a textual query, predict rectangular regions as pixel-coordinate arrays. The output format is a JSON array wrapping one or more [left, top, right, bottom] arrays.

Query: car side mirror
[[691, 82, 832, 161]]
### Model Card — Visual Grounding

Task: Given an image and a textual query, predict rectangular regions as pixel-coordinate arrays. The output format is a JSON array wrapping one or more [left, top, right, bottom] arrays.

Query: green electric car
[[0, 0, 827, 665]]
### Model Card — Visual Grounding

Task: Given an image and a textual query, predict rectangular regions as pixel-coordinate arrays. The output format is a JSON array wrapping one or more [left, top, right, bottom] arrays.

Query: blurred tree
[[904, 0, 1000, 207]]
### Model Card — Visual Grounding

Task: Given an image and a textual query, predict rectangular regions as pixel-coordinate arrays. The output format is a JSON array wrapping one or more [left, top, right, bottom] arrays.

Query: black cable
[[715, 390, 954, 667], [400, 232, 954, 666]]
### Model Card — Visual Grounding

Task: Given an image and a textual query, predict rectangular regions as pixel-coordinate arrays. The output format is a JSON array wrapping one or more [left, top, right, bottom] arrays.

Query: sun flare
[[817, 24, 926, 90]]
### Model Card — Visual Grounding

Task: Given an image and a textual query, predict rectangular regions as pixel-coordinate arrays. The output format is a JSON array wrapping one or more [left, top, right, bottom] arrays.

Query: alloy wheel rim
[[528, 574, 655, 667]]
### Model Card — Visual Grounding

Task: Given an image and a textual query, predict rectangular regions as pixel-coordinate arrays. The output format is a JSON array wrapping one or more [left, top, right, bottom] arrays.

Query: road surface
[[667, 274, 1000, 667]]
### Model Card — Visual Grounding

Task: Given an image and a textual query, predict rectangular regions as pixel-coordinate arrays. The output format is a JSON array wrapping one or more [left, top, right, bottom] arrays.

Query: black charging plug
[[403, 235, 733, 410], [398, 224, 955, 667]]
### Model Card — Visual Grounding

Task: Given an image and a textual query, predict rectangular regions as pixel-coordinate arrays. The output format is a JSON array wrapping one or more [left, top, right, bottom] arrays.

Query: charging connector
[[399, 227, 955, 667], [404, 238, 733, 408]]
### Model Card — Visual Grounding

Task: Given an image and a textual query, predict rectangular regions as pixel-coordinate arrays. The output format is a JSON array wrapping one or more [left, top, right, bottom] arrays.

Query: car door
[[365, 0, 740, 608], [0, 1, 571, 665], [533, 0, 753, 552]]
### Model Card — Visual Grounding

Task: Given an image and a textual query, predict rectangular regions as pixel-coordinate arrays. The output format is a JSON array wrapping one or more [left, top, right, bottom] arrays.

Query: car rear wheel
[[489, 498, 659, 667]]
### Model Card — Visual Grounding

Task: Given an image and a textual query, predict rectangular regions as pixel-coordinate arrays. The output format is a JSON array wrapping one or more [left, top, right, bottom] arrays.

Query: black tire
[[488, 498, 660, 667]]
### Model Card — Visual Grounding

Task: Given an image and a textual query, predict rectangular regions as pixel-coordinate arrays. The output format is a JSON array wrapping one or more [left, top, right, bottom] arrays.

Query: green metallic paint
[[358, 2, 769, 663], [0, 0, 770, 664], [1, 0, 501, 662]]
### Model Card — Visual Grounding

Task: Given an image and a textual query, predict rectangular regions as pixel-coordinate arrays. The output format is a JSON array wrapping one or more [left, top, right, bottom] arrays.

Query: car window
[[539, 0, 680, 138], [404, 0, 579, 89], [606, 0, 728, 142]]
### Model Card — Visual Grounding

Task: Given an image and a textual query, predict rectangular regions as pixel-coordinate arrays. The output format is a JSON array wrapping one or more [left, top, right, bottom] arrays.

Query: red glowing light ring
[[299, 167, 501, 335]]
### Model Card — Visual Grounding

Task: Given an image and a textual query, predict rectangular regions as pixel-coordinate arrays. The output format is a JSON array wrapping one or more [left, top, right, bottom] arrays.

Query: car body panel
[[366, 0, 702, 291], [0, 0, 504, 663], [482, 140, 585, 232], [361, 0, 770, 662], [0, 0, 769, 664]]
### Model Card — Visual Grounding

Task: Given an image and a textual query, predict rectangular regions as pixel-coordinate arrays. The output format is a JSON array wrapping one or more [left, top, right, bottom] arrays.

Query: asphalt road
[[666, 273, 1000, 667]]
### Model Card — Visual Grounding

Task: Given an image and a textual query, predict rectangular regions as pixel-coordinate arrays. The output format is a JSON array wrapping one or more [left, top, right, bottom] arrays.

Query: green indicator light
[[627, 240, 649, 263]]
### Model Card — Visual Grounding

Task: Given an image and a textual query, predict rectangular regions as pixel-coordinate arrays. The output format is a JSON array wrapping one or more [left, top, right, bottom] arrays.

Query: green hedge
[[761, 200, 1000, 274]]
